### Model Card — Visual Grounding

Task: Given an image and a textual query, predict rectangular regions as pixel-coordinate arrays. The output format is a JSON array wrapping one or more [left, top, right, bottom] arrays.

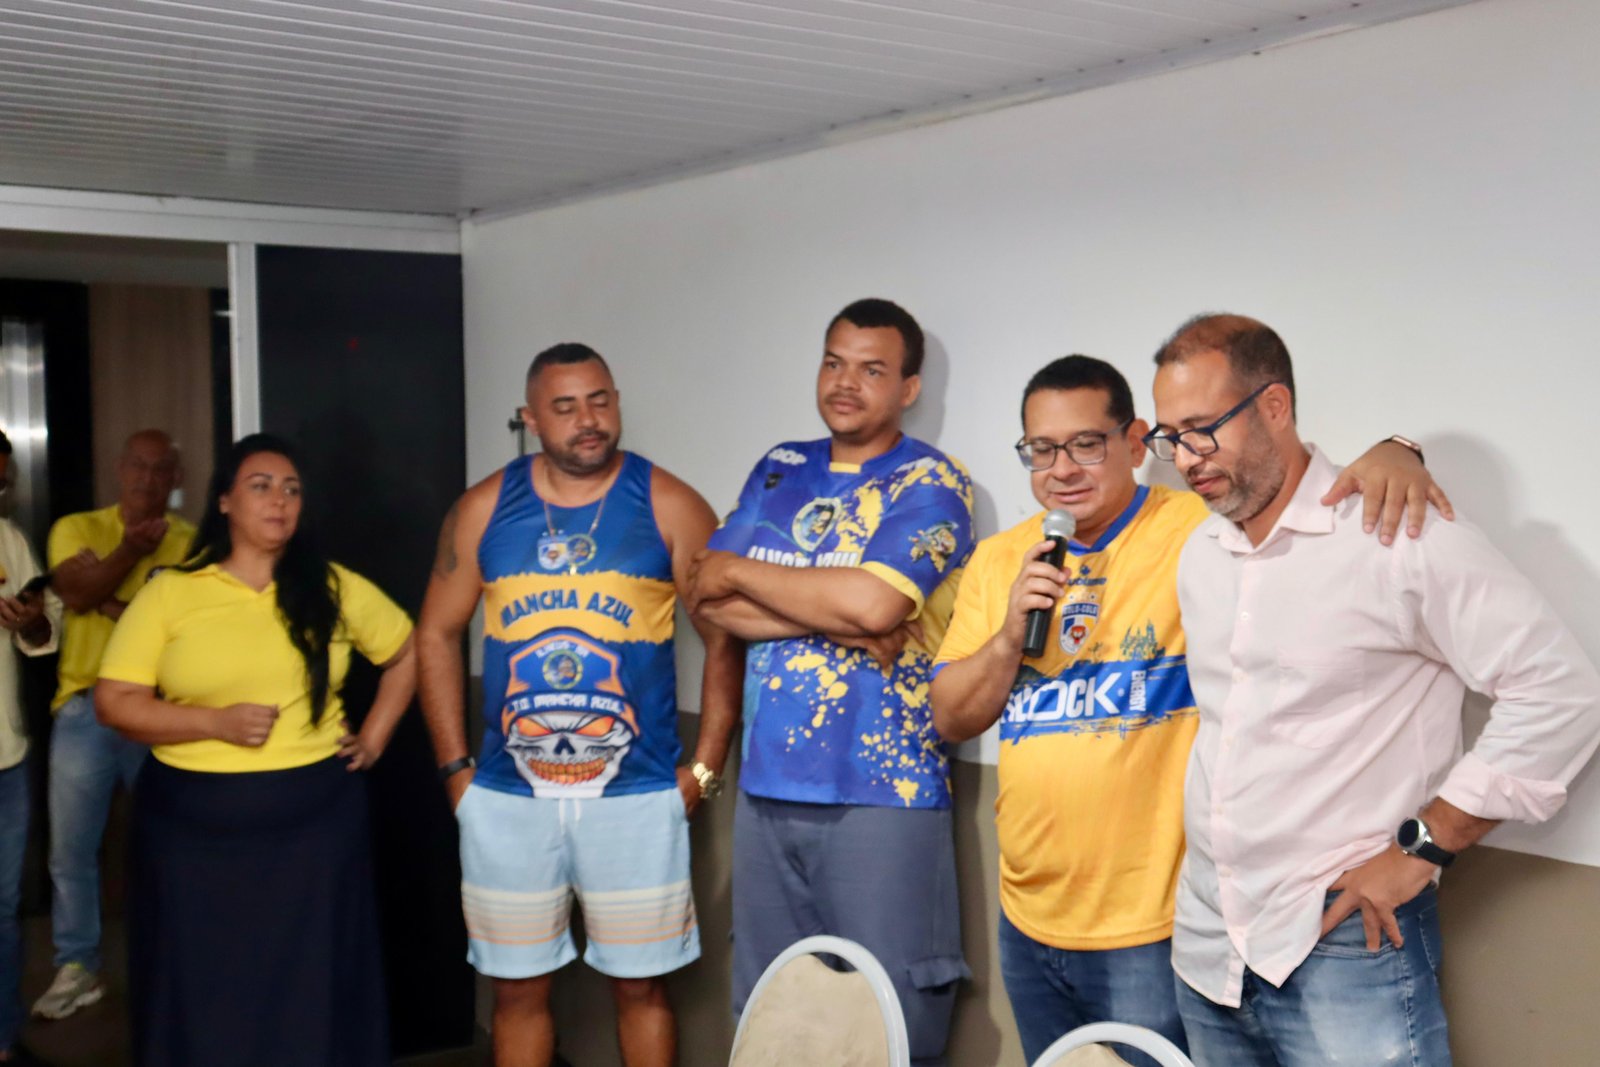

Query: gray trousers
[[731, 791, 970, 1067]]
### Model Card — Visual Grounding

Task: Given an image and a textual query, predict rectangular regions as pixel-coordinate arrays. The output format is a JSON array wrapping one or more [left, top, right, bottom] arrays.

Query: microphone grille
[[1042, 508, 1077, 540]]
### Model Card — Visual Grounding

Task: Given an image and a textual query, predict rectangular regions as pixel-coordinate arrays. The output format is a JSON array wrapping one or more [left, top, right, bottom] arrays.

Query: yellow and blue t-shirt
[[935, 485, 1208, 949], [98, 562, 413, 774], [48, 504, 195, 710], [476, 452, 679, 799], [710, 436, 975, 810]]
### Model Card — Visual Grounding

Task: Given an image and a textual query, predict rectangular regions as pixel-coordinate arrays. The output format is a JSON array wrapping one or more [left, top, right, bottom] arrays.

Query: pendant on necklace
[[563, 533, 597, 575], [539, 497, 605, 576], [536, 531, 597, 574]]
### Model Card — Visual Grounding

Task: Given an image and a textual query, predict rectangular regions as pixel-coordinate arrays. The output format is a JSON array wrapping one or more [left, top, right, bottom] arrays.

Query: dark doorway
[[256, 246, 474, 1057]]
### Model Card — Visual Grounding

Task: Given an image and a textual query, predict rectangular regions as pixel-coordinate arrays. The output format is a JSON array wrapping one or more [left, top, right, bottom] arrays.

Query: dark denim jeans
[[998, 909, 1187, 1067], [0, 758, 27, 1051], [1177, 887, 1451, 1067]]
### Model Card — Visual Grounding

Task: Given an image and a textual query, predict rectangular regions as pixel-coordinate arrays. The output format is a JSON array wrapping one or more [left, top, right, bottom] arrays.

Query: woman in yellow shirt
[[96, 434, 416, 1067]]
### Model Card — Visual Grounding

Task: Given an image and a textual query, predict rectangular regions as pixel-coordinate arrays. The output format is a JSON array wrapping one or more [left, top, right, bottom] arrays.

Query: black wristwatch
[[437, 756, 475, 783], [1396, 816, 1455, 868]]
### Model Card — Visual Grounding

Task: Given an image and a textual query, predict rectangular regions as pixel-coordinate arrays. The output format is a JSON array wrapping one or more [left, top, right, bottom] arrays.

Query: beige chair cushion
[[1047, 1044, 1132, 1066], [730, 954, 891, 1067]]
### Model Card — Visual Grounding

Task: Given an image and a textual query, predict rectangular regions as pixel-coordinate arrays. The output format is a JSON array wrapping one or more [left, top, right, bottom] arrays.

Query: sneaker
[[30, 963, 104, 1020]]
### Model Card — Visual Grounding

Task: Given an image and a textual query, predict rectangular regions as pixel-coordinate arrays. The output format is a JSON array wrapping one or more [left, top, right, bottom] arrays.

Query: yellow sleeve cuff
[[859, 561, 926, 620], [368, 619, 414, 667]]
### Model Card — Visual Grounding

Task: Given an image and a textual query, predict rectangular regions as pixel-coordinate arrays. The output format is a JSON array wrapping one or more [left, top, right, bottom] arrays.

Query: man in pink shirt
[[1147, 313, 1600, 1066]]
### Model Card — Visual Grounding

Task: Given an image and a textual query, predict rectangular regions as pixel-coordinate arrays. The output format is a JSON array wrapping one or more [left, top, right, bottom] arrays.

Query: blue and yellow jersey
[[934, 485, 1208, 950], [476, 452, 679, 798], [709, 436, 975, 810]]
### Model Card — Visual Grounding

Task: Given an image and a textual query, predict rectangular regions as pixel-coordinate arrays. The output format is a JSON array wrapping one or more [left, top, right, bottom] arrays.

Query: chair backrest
[[729, 935, 911, 1067], [1031, 1022, 1196, 1067]]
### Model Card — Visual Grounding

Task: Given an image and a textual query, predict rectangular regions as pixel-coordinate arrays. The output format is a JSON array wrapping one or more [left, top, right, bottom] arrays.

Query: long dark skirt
[[130, 755, 388, 1067]]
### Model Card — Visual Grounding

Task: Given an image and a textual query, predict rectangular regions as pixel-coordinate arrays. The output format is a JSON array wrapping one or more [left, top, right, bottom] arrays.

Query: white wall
[[461, 0, 1600, 866]]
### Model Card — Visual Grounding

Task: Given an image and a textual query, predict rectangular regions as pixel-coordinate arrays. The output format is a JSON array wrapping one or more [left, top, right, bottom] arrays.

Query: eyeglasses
[[1015, 420, 1133, 471], [1142, 382, 1278, 461]]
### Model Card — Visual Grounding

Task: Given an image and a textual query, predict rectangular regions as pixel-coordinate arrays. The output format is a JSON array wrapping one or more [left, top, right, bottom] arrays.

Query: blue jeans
[[0, 758, 29, 1051], [998, 910, 1186, 1067], [47, 690, 146, 971], [1176, 887, 1451, 1067]]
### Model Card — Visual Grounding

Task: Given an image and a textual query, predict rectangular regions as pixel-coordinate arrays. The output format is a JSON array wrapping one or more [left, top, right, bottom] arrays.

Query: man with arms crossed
[[417, 343, 742, 1067], [932, 355, 1444, 1064], [687, 298, 975, 1067], [35, 429, 190, 1020], [1148, 313, 1600, 1066]]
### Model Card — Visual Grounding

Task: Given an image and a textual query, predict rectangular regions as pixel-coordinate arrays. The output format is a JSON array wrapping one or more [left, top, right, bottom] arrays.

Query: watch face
[[1398, 819, 1421, 849]]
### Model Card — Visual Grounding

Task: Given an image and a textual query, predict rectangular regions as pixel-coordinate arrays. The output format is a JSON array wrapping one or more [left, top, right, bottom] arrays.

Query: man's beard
[[1187, 418, 1285, 525], [545, 431, 618, 476]]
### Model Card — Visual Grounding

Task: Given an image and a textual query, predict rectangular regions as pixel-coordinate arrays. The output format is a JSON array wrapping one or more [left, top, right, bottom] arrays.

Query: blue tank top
[[475, 452, 679, 798]]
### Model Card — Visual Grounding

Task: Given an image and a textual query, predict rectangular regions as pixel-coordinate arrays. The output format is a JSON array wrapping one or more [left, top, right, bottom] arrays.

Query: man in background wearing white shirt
[[0, 430, 63, 1064], [1147, 313, 1600, 1066]]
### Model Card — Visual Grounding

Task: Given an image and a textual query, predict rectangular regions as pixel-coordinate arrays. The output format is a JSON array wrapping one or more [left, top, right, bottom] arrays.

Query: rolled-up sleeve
[[1396, 518, 1600, 824]]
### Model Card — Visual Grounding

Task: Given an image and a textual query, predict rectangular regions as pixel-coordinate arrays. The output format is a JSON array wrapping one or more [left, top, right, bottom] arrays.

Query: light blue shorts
[[456, 783, 699, 980]]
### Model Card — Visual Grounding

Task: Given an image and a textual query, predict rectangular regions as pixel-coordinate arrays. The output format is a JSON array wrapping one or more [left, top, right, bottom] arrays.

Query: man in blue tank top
[[687, 299, 976, 1066], [417, 344, 742, 1067]]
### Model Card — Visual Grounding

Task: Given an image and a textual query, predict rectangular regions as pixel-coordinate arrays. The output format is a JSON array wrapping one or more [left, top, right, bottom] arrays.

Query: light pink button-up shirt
[[1173, 446, 1600, 1007]]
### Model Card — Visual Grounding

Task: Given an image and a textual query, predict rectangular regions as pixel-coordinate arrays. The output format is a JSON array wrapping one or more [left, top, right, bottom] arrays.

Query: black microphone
[[1021, 509, 1077, 659]]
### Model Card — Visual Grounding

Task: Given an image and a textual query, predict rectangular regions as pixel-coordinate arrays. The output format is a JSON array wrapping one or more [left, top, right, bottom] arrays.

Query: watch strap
[[437, 756, 475, 782], [1412, 838, 1455, 868], [1386, 434, 1426, 466]]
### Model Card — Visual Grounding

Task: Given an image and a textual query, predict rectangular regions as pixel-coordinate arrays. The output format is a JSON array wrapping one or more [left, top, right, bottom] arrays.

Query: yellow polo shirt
[[98, 562, 412, 774], [48, 505, 196, 710]]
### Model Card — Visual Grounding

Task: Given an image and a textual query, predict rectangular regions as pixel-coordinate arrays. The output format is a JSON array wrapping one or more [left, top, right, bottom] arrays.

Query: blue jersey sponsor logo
[[1001, 654, 1194, 740]]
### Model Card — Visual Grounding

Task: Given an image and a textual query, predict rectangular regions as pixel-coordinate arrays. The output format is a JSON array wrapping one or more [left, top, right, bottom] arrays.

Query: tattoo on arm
[[433, 501, 461, 576]]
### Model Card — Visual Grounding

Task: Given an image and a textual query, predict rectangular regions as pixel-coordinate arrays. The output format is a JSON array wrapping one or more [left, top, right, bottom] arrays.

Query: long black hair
[[182, 433, 341, 723]]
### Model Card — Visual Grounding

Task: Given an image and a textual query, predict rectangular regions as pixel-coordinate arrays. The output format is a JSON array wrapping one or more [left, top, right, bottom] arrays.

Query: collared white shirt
[[0, 518, 61, 769], [1173, 446, 1600, 1007]]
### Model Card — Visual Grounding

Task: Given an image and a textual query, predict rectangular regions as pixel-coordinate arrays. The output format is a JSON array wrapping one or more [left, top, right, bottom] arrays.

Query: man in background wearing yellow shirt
[[931, 357, 1444, 1065], [32, 429, 192, 1021]]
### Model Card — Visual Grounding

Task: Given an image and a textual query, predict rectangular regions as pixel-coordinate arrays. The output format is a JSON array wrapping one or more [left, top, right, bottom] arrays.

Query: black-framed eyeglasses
[[1142, 381, 1278, 461], [1015, 420, 1133, 471]]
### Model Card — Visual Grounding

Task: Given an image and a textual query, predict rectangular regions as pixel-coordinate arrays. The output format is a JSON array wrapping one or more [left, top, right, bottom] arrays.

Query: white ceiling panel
[[0, 0, 1477, 217]]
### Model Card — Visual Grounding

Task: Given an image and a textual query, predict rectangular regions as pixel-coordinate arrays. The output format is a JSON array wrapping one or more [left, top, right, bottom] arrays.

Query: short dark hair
[[827, 298, 925, 378], [0, 430, 11, 457], [526, 342, 610, 385], [1153, 313, 1296, 418], [1021, 355, 1135, 428]]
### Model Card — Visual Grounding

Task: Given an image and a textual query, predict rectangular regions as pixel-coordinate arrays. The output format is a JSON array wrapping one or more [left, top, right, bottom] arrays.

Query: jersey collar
[[827, 434, 912, 475], [1067, 483, 1150, 556]]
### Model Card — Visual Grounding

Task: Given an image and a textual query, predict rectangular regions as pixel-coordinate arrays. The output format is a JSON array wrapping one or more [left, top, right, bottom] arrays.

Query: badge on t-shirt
[[502, 630, 639, 796], [909, 521, 960, 573], [791, 497, 842, 551], [1060, 600, 1100, 655]]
